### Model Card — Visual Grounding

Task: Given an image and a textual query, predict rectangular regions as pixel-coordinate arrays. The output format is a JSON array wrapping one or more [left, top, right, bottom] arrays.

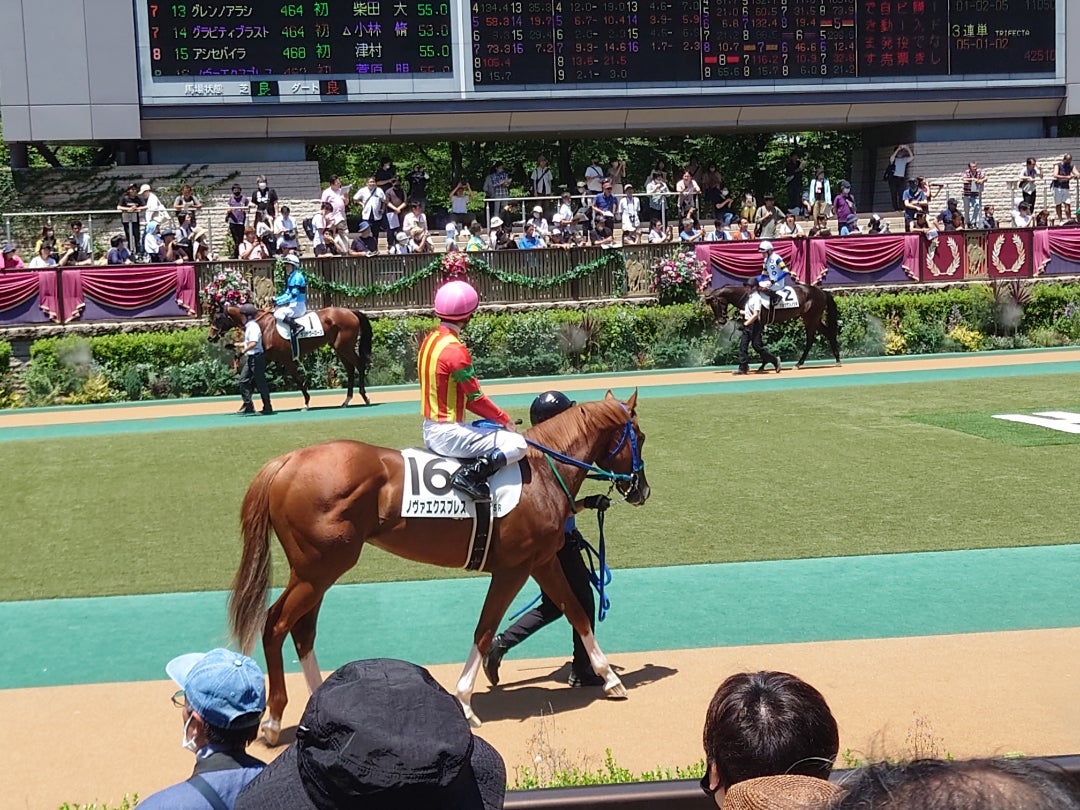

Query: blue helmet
[[530, 391, 576, 426]]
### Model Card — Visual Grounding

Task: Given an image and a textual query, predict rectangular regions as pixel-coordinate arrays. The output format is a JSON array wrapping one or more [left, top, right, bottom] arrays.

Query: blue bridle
[[524, 411, 645, 489]]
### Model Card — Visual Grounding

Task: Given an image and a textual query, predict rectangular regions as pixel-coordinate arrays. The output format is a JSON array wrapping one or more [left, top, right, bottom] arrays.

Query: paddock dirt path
[[4, 351, 1080, 808]]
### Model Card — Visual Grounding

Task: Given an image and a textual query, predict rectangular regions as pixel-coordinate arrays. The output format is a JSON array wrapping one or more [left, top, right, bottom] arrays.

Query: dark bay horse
[[704, 282, 841, 368], [208, 305, 372, 408], [228, 392, 649, 742]]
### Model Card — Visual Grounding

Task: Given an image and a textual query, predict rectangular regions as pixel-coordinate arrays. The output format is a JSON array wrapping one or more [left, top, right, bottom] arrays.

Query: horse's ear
[[604, 390, 616, 401], [625, 389, 638, 412]]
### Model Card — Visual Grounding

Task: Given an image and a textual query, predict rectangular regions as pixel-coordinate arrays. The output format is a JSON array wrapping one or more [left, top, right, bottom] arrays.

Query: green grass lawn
[[3, 373, 1078, 601]]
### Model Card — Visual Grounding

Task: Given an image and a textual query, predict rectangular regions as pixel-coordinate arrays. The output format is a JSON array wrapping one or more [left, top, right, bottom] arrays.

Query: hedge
[[6, 282, 1080, 408], [0, 338, 11, 372]]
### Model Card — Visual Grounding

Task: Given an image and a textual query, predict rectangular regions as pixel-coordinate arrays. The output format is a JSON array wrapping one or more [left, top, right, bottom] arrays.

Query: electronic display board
[[134, 0, 1060, 106]]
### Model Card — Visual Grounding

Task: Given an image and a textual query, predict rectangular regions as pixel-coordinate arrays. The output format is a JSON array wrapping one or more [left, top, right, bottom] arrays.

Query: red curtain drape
[[809, 234, 921, 283], [0, 272, 41, 312], [63, 265, 197, 320], [696, 239, 806, 281], [1033, 228, 1080, 273]]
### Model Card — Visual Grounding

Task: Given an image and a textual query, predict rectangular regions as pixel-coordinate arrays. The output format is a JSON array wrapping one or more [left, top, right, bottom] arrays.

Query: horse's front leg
[[531, 556, 626, 700], [457, 563, 533, 727], [281, 357, 311, 410]]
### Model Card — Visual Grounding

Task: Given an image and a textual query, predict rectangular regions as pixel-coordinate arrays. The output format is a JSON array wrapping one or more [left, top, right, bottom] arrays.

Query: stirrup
[[451, 473, 491, 502]]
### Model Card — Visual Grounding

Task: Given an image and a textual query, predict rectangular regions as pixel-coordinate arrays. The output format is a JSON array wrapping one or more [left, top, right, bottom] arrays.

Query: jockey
[[273, 254, 306, 333], [418, 280, 527, 501], [757, 240, 790, 291]]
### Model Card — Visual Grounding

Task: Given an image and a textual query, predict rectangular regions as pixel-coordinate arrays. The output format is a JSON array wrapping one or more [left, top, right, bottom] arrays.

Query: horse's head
[[704, 286, 747, 326], [598, 390, 650, 506], [207, 306, 242, 343]]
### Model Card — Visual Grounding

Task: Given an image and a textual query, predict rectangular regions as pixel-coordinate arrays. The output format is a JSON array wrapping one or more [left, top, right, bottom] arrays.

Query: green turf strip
[[1, 544, 1076, 689], [5, 371, 1080, 601]]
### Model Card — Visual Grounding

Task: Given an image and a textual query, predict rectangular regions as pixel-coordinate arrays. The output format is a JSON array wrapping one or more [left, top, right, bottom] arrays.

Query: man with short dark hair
[[139, 649, 267, 809], [701, 670, 839, 806], [961, 160, 988, 228], [937, 198, 964, 232], [235, 304, 273, 416]]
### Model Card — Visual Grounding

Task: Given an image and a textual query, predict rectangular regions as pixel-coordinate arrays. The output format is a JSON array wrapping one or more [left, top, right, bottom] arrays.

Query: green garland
[[272, 251, 627, 300]]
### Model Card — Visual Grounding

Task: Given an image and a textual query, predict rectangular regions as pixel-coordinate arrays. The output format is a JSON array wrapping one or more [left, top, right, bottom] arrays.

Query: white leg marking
[[456, 644, 484, 728], [300, 652, 323, 695], [261, 716, 281, 746], [581, 632, 627, 699]]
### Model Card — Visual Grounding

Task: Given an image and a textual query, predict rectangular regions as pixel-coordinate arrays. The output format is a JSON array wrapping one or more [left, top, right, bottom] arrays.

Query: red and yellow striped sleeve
[[417, 327, 509, 424]]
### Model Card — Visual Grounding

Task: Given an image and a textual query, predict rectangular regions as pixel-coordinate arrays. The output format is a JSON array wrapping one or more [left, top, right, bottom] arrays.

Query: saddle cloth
[[400, 448, 522, 520], [764, 286, 799, 310], [274, 311, 324, 340]]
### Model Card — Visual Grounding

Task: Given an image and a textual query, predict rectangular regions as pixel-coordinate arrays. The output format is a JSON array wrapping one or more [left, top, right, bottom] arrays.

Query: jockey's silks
[[417, 326, 509, 424]]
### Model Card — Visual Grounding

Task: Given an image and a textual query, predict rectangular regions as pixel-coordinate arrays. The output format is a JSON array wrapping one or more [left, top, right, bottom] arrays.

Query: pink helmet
[[434, 280, 479, 320]]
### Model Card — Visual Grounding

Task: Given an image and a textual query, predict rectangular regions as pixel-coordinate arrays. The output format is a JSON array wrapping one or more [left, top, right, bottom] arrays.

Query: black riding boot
[[451, 450, 507, 501], [482, 633, 511, 686], [284, 315, 300, 334]]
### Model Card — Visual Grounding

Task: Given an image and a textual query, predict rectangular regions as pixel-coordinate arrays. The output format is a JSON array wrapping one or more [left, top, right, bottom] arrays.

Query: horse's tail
[[228, 454, 288, 655], [353, 309, 373, 363]]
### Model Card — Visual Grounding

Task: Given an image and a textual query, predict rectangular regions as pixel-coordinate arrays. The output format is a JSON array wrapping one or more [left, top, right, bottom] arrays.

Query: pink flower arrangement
[[201, 268, 252, 311], [440, 251, 470, 280], [649, 249, 710, 304]]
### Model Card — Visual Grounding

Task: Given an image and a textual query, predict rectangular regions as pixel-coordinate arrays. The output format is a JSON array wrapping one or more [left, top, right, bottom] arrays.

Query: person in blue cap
[[139, 648, 267, 810], [482, 390, 611, 689], [273, 254, 307, 334]]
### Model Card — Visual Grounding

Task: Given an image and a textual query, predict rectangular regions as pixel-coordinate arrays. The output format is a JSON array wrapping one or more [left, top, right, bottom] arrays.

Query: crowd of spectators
[[139, 651, 1080, 810], [5, 147, 1080, 271]]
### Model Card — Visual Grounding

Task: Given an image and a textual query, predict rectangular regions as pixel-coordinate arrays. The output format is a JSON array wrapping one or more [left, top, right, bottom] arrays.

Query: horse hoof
[[362, 396, 371, 406], [301, 405, 310, 412], [604, 674, 628, 700], [461, 704, 483, 728], [262, 718, 282, 746], [341, 397, 352, 408]]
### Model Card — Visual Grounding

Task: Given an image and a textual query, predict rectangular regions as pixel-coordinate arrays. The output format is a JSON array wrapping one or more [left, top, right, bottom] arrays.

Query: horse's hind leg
[[457, 563, 533, 728], [531, 556, 626, 700], [291, 595, 326, 695], [797, 313, 820, 368], [261, 578, 324, 744], [337, 339, 370, 407]]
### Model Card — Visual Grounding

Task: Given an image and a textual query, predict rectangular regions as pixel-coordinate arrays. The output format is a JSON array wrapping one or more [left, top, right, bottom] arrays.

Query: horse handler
[[418, 279, 527, 501], [735, 279, 780, 375], [483, 391, 612, 688], [236, 304, 273, 415]]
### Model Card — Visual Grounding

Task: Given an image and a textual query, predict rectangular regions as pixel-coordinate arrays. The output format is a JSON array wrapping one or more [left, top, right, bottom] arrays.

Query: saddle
[[399, 448, 523, 572], [274, 311, 323, 340]]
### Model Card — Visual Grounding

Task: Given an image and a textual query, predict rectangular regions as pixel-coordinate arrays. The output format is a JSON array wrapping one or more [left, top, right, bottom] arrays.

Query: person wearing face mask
[[138, 649, 266, 810], [251, 175, 278, 219]]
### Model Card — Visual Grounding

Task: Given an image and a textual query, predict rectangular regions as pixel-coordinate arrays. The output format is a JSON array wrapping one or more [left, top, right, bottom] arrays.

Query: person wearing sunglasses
[[700, 671, 841, 809], [139, 649, 267, 810]]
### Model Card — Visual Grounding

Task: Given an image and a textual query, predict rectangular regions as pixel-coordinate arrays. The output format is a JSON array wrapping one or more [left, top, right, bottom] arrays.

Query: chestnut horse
[[208, 305, 373, 408], [228, 391, 649, 743], [704, 282, 842, 368]]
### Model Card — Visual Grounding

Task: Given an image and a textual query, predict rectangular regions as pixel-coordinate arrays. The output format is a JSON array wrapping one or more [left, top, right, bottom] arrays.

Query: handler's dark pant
[[738, 322, 778, 371], [499, 532, 596, 677], [239, 353, 272, 412]]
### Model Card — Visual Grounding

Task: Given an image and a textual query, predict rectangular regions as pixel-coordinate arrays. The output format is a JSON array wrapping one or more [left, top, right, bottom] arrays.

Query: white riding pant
[[274, 302, 306, 322], [423, 420, 528, 462]]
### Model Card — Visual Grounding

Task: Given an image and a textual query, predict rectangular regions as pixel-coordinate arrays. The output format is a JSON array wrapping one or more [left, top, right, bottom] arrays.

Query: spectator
[[254, 211, 276, 256], [676, 170, 701, 222], [353, 177, 387, 247], [649, 157, 669, 185], [832, 181, 856, 227], [1035, 208, 1051, 228], [313, 228, 342, 258], [409, 225, 433, 254], [389, 230, 411, 255], [234, 659, 505, 810], [593, 179, 618, 222], [158, 229, 188, 264], [888, 144, 915, 210], [28, 243, 56, 269], [1017, 157, 1042, 212], [406, 164, 430, 208], [374, 155, 396, 193], [608, 156, 627, 195], [403, 200, 429, 236], [1012, 201, 1034, 228], [141, 183, 172, 231], [960, 161, 988, 227], [384, 177, 408, 246], [808, 214, 832, 238], [730, 218, 754, 240], [648, 218, 669, 244], [701, 671, 839, 806], [465, 221, 487, 252], [177, 212, 197, 247], [584, 155, 605, 193], [978, 205, 998, 230], [807, 167, 831, 223], [714, 185, 735, 226], [2, 242, 25, 270], [450, 178, 473, 225], [739, 191, 758, 224], [529, 155, 553, 198], [494, 229, 519, 250], [349, 221, 378, 255], [902, 178, 929, 232], [706, 218, 730, 242], [106, 235, 132, 265], [192, 229, 216, 262], [320, 175, 351, 224], [700, 163, 724, 212], [487, 216, 504, 247], [1052, 153, 1077, 222], [482, 162, 512, 222], [33, 224, 56, 256], [646, 171, 670, 225], [143, 221, 164, 259], [525, 205, 549, 238], [310, 201, 337, 249], [445, 222, 460, 253], [591, 214, 616, 247], [909, 211, 933, 236], [225, 185, 249, 259], [778, 213, 803, 237], [251, 175, 278, 220], [173, 183, 203, 226], [936, 198, 964, 232], [679, 217, 703, 243], [238, 226, 269, 261], [138, 648, 266, 809], [517, 221, 544, 249], [548, 223, 572, 248], [117, 183, 144, 250], [618, 183, 641, 240], [784, 151, 807, 214], [867, 213, 889, 235], [70, 220, 92, 262], [557, 191, 575, 224], [56, 238, 88, 267], [273, 205, 297, 251], [840, 214, 861, 236], [754, 193, 785, 239], [831, 758, 1080, 810]]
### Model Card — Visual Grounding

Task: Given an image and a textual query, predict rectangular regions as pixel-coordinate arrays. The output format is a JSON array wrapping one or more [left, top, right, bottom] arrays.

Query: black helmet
[[530, 390, 576, 426]]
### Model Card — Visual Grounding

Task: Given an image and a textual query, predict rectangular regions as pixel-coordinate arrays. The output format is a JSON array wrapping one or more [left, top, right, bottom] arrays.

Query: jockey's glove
[[581, 494, 611, 511]]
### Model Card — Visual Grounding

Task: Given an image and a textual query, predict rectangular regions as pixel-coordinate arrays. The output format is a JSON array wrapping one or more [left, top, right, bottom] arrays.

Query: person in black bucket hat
[[235, 658, 506, 810]]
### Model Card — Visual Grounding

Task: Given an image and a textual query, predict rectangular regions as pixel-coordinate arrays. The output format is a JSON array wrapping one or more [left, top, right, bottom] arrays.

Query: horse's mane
[[525, 398, 623, 454]]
